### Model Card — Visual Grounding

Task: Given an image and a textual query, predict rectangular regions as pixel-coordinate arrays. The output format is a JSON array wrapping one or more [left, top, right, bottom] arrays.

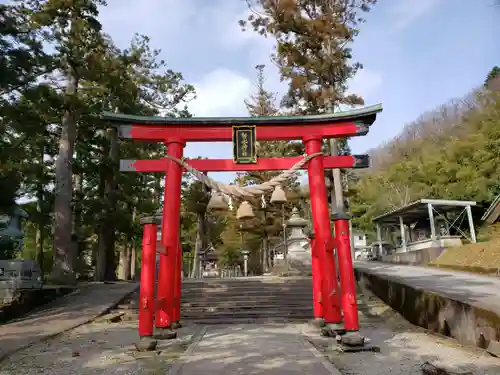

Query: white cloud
[[183, 69, 250, 181], [188, 68, 252, 117], [390, 0, 441, 29], [98, 0, 196, 47], [348, 68, 383, 97]]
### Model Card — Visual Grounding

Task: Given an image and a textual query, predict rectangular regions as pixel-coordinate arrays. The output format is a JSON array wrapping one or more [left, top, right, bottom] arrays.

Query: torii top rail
[[102, 104, 383, 173], [101, 104, 382, 142]]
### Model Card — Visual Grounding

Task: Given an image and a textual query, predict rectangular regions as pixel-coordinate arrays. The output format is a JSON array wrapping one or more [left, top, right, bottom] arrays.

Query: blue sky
[[68, 1, 500, 182]]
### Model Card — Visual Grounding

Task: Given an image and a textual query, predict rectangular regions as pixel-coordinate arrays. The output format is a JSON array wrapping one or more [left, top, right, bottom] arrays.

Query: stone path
[[0, 319, 201, 375], [169, 324, 341, 375], [0, 282, 138, 362], [355, 261, 500, 314]]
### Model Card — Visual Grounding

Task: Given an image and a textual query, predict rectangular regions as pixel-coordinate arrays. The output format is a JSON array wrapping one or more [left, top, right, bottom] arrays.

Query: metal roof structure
[[373, 199, 477, 225], [481, 194, 500, 224]]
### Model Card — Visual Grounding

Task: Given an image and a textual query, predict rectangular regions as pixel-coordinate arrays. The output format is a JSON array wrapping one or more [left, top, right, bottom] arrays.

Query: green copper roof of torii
[[100, 104, 383, 126]]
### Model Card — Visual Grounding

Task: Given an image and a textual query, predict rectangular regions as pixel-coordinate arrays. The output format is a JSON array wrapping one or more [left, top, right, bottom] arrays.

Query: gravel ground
[[300, 289, 500, 375], [2, 288, 499, 375], [0, 313, 199, 375]]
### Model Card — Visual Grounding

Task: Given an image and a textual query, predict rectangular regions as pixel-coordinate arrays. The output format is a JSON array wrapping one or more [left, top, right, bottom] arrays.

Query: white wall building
[[352, 231, 367, 249]]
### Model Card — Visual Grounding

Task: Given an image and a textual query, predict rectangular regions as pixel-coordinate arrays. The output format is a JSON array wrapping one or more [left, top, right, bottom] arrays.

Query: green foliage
[[241, 0, 376, 113], [485, 66, 500, 87], [0, 0, 195, 283]]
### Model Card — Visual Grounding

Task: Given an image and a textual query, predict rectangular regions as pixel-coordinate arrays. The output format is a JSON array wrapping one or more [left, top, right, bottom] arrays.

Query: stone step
[[181, 279, 312, 288], [180, 317, 311, 324], [182, 287, 312, 292], [120, 307, 313, 316], [180, 310, 312, 319], [120, 301, 312, 311], [182, 285, 312, 292], [122, 277, 315, 324], [181, 300, 312, 307], [181, 300, 311, 308], [182, 290, 312, 296], [116, 312, 312, 325], [182, 276, 312, 283], [180, 295, 312, 302], [184, 305, 313, 312]]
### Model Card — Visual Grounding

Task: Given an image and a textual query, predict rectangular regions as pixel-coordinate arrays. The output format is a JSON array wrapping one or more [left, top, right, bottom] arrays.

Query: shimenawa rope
[[163, 152, 324, 200]]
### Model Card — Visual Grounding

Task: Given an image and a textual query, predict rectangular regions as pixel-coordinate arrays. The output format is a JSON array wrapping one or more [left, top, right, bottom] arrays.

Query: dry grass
[[429, 224, 500, 275]]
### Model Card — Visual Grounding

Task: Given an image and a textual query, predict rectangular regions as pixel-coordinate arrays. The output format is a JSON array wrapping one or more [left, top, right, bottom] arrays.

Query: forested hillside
[[349, 68, 500, 234]]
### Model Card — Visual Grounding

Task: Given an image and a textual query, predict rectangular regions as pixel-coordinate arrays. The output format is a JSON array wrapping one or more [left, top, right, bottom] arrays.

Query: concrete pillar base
[[321, 323, 345, 337], [310, 318, 324, 328], [341, 331, 365, 347], [154, 327, 177, 340], [135, 336, 158, 352]]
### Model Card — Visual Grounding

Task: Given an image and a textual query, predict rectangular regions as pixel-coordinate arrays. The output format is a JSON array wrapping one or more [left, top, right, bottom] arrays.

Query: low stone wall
[[381, 247, 444, 266], [355, 268, 500, 355]]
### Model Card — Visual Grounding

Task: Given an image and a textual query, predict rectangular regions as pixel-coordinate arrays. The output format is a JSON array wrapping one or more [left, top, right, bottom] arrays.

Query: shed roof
[[373, 199, 476, 225], [481, 194, 500, 224]]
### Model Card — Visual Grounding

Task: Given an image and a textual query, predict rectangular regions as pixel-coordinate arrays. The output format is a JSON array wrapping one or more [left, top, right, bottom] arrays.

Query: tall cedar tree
[[0, 3, 52, 210], [235, 65, 303, 272], [241, 0, 376, 209], [241, 0, 376, 113], [24, 0, 107, 284]]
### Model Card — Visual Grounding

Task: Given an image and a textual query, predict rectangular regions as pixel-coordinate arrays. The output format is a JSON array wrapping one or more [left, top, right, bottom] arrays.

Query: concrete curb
[[0, 283, 139, 364], [427, 263, 500, 278], [298, 335, 343, 375], [168, 325, 208, 375], [355, 267, 500, 355]]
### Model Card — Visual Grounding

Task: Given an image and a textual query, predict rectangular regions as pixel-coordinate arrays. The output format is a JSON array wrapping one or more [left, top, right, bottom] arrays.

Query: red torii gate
[[102, 104, 382, 349]]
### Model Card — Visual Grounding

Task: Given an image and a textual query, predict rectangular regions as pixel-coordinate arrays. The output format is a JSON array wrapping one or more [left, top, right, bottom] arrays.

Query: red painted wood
[[310, 238, 323, 319], [138, 222, 157, 337], [305, 137, 343, 324], [123, 155, 366, 173], [123, 121, 365, 142], [334, 218, 360, 331]]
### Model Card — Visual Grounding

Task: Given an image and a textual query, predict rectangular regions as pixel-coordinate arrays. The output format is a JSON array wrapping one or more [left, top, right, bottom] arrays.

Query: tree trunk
[[130, 203, 138, 280], [35, 194, 44, 277], [123, 243, 132, 280], [190, 212, 206, 278], [36, 144, 45, 276], [51, 68, 78, 285], [95, 146, 106, 281], [119, 201, 135, 281], [105, 128, 119, 280], [72, 171, 83, 277], [262, 233, 269, 273], [329, 139, 344, 213], [130, 242, 137, 280], [96, 128, 119, 281]]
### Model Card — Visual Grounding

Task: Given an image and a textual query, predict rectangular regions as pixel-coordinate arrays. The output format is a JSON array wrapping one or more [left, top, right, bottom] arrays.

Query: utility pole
[[328, 138, 345, 214], [323, 0, 352, 259]]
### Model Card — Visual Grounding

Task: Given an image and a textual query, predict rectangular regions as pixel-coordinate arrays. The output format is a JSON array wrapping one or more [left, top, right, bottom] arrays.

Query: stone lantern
[[241, 249, 250, 277], [285, 207, 312, 274]]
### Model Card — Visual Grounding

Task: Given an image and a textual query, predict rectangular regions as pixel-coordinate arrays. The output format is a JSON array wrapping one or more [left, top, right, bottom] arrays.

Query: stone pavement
[[354, 261, 500, 314], [169, 324, 341, 375], [0, 282, 138, 362]]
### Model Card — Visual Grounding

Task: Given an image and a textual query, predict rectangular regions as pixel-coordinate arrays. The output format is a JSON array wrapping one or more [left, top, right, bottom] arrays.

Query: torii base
[[340, 331, 365, 346], [321, 323, 346, 337], [135, 336, 158, 352], [171, 321, 182, 329], [154, 328, 177, 340]]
